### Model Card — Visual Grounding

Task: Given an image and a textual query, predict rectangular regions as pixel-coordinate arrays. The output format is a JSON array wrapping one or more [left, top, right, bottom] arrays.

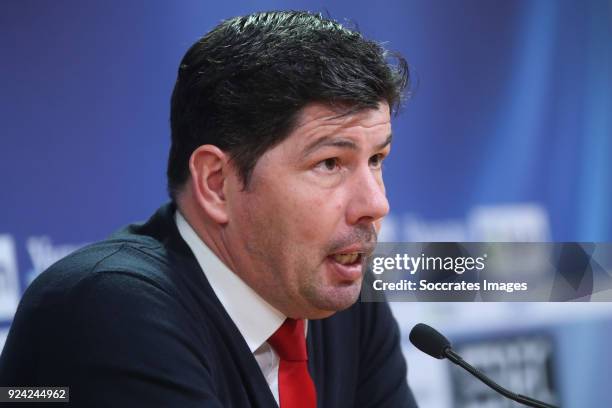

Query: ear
[[189, 145, 229, 224]]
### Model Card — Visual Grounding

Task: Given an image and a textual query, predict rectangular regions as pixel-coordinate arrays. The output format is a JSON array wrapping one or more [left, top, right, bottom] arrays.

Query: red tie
[[268, 319, 317, 408]]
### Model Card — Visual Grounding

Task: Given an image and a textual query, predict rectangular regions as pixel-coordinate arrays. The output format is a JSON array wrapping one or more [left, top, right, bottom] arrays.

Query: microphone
[[409, 323, 557, 408]]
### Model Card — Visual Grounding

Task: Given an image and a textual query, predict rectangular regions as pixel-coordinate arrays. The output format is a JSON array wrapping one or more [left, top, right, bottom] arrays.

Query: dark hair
[[167, 10, 409, 198]]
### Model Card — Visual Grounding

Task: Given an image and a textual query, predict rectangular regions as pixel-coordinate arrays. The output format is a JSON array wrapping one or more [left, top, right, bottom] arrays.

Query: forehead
[[288, 102, 391, 145]]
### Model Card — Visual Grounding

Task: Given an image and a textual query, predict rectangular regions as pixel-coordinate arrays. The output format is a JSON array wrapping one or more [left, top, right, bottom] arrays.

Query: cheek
[[287, 191, 344, 244], [248, 171, 345, 247]]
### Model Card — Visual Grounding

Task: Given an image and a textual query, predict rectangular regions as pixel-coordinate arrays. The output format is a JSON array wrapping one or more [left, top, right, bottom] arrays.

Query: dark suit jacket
[[0, 204, 418, 407]]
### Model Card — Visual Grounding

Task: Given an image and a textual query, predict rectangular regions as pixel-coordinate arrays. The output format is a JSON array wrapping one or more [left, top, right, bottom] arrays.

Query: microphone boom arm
[[444, 348, 558, 408]]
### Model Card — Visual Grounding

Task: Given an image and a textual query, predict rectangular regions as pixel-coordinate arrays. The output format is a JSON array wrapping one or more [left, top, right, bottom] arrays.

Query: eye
[[369, 153, 385, 169], [315, 157, 340, 172]]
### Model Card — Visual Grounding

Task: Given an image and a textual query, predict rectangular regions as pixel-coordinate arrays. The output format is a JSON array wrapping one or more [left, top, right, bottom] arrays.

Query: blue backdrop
[[2, 1, 611, 407]]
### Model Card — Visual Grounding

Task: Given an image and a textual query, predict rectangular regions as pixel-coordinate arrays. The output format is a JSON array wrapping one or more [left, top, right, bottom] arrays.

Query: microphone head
[[409, 323, 452, 359]]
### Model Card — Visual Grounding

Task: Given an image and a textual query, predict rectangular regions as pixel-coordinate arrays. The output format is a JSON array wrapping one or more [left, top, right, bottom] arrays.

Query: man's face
[[224, 102, 391, 319]]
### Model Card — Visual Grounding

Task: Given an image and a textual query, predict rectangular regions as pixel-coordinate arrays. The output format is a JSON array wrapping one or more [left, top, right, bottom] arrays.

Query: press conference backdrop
[[1, 1, 611, 407]]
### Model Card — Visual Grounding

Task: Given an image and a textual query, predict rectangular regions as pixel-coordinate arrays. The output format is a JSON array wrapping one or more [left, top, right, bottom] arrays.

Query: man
[[0, 11, 417, 407]]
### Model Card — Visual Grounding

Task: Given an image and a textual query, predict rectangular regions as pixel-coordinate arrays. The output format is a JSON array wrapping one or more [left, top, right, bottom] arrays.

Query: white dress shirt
[[176, 211, 304, 404]]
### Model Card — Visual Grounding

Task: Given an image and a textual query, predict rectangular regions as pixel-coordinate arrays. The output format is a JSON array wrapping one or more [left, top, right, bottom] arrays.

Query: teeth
[[332, 253, 360, 265]]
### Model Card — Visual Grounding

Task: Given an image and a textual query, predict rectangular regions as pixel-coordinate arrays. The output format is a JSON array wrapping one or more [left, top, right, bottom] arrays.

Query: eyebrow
[[301, 133, 393, 159]]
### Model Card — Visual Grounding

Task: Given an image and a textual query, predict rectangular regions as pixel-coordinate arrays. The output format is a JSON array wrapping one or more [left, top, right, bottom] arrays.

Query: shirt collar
[[175, 210, 285, 352]]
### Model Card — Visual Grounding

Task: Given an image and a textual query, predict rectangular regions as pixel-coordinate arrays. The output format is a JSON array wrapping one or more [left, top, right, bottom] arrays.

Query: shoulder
[[11, 227, 212, 354], [2, 247, 224, 406], [2, 233, 217, 380], [23, 231, 180, 308], [23, 202, 197, 308], [13, 235, 197, 349]]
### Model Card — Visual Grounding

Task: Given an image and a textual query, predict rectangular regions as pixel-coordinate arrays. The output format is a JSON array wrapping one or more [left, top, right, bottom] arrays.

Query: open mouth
[[326, 252, 366, 281], [330, 252, 363, 266]]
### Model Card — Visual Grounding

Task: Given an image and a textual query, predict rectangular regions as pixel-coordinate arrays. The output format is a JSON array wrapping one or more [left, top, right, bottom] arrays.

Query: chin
[[305, 282, 362, 319]]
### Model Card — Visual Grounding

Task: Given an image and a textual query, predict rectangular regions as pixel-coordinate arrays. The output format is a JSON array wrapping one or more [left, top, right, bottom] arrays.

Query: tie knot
[[268, 319, 308, 361]]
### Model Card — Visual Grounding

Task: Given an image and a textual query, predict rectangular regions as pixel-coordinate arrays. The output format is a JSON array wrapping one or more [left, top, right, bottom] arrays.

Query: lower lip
[[325, 256, 363, 282]]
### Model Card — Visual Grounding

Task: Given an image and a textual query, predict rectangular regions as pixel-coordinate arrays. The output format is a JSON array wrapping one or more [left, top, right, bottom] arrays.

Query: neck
[[176, 194, 239, 275]]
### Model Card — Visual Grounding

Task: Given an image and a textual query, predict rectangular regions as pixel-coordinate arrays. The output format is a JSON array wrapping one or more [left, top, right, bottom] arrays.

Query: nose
[[346, 166, 390, 227]]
